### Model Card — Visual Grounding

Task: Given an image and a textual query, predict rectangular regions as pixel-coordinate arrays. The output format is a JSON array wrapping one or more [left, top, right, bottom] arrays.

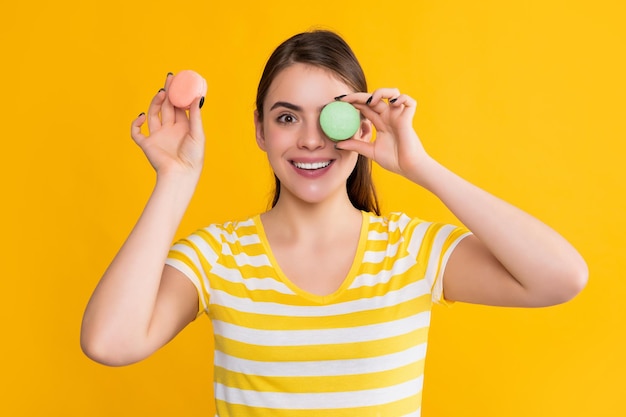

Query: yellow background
[[1, 0, 624, 416]]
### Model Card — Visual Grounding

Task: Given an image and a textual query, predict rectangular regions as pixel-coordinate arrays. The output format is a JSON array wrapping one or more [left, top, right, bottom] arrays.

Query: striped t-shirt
[[166, 211, 470, 417]]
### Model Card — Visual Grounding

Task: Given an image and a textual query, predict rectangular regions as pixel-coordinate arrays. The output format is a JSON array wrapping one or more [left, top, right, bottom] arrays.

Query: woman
[[81, 30, 587, 416]]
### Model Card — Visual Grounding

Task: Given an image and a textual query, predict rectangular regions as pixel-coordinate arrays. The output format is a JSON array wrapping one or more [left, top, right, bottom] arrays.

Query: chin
[[280, 185, 347, 207]]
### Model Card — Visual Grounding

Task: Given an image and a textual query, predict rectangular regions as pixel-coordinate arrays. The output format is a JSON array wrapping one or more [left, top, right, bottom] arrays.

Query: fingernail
[[334, 143, 343, 150], [334, 94, 347, 101], [365, 95, 373, 105], [199, 96, 205, 109], [167, 72, 174, 77], [158, 88, 165, 93], [390, 98, 398, 103], [138, 112, 145, 118]]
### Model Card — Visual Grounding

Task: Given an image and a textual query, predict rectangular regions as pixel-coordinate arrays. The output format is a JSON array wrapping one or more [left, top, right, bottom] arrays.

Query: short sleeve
[[165, 227, 222, 317], [430, 226, 472, 305], [404, 217, 472, 305]]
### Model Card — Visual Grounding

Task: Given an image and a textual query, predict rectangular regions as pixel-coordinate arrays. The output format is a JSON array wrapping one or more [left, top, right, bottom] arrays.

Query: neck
[[262, 192, 362, 242]]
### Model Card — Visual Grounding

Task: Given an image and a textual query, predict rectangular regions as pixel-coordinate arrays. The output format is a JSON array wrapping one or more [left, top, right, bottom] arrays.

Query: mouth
[[291, 160, 333, 170]]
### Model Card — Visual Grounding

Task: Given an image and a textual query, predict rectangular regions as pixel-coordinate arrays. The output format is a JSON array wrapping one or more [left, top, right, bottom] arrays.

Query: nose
[[297, 119, 327, 150]]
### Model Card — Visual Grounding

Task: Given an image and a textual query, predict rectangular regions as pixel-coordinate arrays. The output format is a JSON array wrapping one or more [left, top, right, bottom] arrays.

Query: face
[[255, 63, 371, 207]]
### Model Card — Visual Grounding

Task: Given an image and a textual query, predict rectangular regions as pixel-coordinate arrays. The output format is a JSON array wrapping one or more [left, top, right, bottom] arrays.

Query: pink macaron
[[167, 70, 207, 109]]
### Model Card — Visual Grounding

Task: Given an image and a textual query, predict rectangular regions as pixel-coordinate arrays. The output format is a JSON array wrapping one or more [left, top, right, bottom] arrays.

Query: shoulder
[[190, 216, 259, 240], [172, 215, 263, 255], [205, 217, 258, 237], [367, 211, 470, 250], [367, 211, 428, 235]]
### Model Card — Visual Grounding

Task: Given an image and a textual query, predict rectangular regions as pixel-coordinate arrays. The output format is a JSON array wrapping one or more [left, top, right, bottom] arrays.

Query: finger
[[363, 88, 401, 105], [188, 96, 206, 141], [130, 112, 147, 145], [366, 88, 401, 113], [334, 138, 375, 160], [389, 94, 418, 118], [344, 89, 402, 129], [161, 73, 176, 125], [147, 89, 166, 133], [174, 106, 190, 128], [351, 104, 384, 131], [336, 92, 370, 105], [389, 93, 417, 107], [339, 89, 401, 107], [164, 72, 174, 89]]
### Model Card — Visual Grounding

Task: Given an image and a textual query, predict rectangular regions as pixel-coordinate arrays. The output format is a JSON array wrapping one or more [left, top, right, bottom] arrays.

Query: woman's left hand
[[336, 89, 429, 183]]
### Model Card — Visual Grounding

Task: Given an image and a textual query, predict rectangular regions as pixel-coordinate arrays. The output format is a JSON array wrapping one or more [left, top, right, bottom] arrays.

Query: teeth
[[293, 161, 331, 170]]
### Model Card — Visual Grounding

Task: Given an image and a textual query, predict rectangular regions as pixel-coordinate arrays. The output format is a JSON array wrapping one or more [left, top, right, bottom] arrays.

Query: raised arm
[[81, 75, 205, 366], [337, 89, 588, 307]]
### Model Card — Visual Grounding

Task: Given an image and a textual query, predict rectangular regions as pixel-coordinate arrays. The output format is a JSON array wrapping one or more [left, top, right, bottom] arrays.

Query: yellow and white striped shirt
[[166, 211, 470, 417]]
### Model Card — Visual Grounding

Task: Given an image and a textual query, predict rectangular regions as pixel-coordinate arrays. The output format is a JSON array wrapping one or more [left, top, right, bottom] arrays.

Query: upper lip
[[289, 157, 336, 163]]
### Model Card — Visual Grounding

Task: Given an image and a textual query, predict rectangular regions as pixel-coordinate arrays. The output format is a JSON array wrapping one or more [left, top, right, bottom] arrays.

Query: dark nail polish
[[334, 94, 347, 101], [199, 96, 205, 109], [158, 88, 165, 93], [167, 72, 174, 77], [334, 143, 342, 150], [138, 112, 145, 118], [389, 98, 397, 103], [366, 96, 373, 105]]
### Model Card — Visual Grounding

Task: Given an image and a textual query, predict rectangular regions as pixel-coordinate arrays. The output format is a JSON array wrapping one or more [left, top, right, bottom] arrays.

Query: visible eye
[[277, 113, 297, 124]]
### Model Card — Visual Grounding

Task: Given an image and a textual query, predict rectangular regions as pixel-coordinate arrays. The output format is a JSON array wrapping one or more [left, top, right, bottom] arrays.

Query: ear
[[355, 118, 373, 142], [254, 110, 267, 151]]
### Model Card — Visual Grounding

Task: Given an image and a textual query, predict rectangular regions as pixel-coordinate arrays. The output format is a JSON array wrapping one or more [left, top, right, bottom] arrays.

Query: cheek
[[262, 128, 290, 168], [345, 151, 360, 170], [263, 124, 292, 147]]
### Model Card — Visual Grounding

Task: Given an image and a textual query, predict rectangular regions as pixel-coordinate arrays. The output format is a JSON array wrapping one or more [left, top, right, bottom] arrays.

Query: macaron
[[167, 70, 207, 109], [319, 101, 361, 141]]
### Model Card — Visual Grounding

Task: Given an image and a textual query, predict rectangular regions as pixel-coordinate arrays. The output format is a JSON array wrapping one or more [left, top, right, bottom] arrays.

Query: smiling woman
[[255, 31, 380, 214], [81, 29, 587, 417]]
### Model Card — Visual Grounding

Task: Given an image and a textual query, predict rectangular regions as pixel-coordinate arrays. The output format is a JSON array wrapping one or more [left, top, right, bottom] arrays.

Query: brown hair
[[256, 30, 380, 215]]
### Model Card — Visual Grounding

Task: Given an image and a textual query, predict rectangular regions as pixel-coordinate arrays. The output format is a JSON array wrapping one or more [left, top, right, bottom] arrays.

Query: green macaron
[[319, 101, 361, 141]]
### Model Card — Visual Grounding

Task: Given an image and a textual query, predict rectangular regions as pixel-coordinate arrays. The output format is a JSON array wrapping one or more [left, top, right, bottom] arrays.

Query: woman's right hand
[[131, 73, 205, 177]]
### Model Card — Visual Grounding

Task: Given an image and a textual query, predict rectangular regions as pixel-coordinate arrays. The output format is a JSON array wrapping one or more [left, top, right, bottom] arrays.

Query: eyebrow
[[270, 101, 303, 112], [269, 101, 326, 113]]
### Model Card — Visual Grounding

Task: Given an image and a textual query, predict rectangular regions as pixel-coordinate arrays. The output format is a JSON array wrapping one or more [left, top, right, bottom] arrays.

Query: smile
[[292, 161, 332, 170]]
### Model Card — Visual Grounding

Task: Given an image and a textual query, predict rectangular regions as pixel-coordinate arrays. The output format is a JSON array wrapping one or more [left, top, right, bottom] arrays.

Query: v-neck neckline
[[254, 211, 370, 304]]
